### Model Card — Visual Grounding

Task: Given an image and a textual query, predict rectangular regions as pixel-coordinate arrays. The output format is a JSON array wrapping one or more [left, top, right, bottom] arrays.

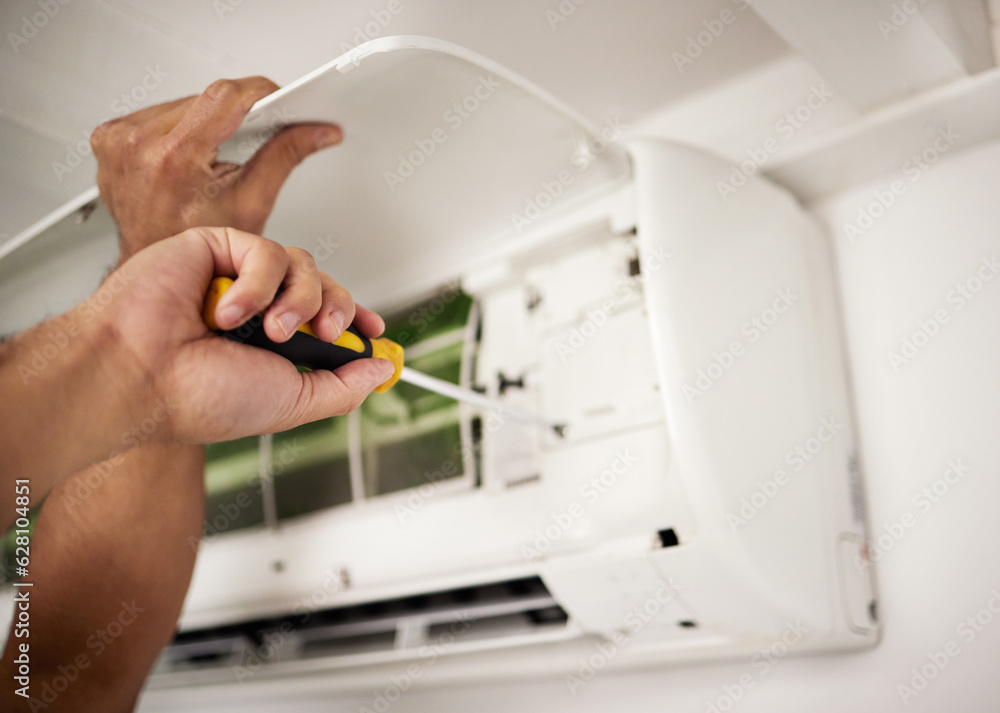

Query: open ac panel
[[0, 36, 877, 690]]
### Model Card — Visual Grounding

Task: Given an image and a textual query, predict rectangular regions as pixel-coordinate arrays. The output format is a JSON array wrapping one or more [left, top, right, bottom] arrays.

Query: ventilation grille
[[153, 576, 569, 684]]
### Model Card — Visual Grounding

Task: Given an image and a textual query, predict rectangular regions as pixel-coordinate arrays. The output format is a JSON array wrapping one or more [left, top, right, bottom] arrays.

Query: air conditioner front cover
[[221, 35, 632, 310]]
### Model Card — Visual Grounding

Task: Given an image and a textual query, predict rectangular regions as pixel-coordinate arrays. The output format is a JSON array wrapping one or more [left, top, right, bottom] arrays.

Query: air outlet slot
[[157, 576, 569, 678]]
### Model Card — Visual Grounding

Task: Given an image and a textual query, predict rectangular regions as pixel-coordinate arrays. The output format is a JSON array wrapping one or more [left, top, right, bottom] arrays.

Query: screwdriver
[[203, 277, 565, 435]]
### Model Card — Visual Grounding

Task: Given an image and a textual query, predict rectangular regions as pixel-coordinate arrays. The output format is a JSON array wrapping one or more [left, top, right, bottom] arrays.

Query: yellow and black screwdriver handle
[[202, 277, 404, 394]]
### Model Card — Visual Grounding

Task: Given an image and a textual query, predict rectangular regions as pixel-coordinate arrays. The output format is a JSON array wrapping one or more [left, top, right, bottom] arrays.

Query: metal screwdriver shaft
[[399, 367, 565, 436]]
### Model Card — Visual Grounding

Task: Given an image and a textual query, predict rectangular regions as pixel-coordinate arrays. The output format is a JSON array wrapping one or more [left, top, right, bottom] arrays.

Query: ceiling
[[0, 0, 793, 242]]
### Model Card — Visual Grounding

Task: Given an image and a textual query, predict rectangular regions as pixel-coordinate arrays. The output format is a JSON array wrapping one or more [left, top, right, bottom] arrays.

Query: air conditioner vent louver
[[153, 577, 572, 685]]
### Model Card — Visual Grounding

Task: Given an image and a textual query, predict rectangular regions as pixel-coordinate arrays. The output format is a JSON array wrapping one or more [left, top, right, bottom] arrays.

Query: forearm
[[0, 288, 150, 525], [0, 442, 205, 713]]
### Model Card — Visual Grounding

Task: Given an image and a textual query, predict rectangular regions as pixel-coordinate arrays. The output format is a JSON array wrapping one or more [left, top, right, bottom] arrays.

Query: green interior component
[[363, 422, 465, 497], [203, 480, 264, 536], [382, 339, 465, 421], [274, 458, 352, 520], [205, 435, 258, 463], [200, 287, 475, 532], [273, 415, 349, 471], [272, 416, 353, 521], [382, 291, 473, 348], [205, 436, 259, 496], [204, 435, 261, 535], [361, 336, 467, 497]]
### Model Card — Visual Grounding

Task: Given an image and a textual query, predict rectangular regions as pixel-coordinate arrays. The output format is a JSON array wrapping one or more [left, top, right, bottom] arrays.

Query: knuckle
[[281, 137, 308, 168], [122, 125, 147, 151], [235, 203, 269, 231], [328, 385, 365, 417], [149, 135, 186, 170], [344, 395, 366, 414], [204, 78, 239, 102], [90, 121, 117, 154], [263, 239, 290, 266], [287, 247, 317, 269], [249, 75, 281, 94], [328, 282, 353, 306]]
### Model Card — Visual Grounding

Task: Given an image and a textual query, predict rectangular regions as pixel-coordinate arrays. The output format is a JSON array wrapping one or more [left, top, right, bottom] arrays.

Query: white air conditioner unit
[[0, 36, 877, 697]]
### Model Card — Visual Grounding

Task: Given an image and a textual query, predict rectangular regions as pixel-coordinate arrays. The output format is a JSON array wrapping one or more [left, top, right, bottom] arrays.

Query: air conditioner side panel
[[627, 139, 876, 646]]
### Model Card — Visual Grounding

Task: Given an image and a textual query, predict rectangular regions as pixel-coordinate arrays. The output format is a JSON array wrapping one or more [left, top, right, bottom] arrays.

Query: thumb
[[287, 358, 395, 426], [237, 123, 343, 217]]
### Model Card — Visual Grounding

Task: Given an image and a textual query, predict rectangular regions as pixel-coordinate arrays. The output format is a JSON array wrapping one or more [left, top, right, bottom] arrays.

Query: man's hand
[[114, 226, 391, 444], [0, 227, 392, 512], [2, 78, 356, 713], [91, 76, 342, 261]]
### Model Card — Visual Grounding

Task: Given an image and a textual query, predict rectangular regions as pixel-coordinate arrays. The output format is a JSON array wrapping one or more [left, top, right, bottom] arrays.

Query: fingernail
[[329, 310, 345, 336], [218, 304, 245, 328], [316, 126, 343, 148], [277, 311, 299, 337]]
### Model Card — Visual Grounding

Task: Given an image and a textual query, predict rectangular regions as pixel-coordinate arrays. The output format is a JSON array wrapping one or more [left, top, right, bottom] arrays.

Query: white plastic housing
[[0, 37, 877, 691]]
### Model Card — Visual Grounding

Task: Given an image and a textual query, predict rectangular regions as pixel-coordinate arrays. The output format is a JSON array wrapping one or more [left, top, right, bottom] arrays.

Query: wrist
[[81, 298, 160, 440], [117, 230, 154, 264], [0, 289, 154, 492]]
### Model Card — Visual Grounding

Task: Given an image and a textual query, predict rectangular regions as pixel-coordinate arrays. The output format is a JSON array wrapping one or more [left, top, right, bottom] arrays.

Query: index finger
[[185, 226, 291, 331], [166, 76, 280, 156]]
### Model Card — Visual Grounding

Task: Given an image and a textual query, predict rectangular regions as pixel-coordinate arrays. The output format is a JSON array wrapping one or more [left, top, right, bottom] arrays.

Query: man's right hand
[[0, 226, 392, 511], [113, 226, 393, 444]]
